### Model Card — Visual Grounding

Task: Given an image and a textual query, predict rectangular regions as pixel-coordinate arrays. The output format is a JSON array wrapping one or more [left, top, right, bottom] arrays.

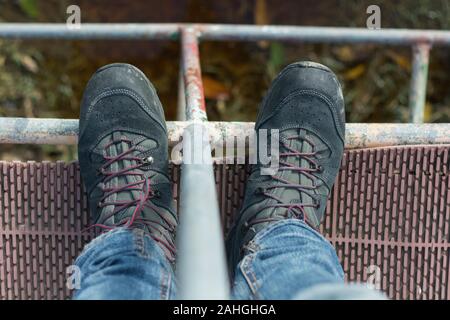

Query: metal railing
[[1, 117, 450, 149], [2, 23, 450, 123], [1, 23, 450, 299]]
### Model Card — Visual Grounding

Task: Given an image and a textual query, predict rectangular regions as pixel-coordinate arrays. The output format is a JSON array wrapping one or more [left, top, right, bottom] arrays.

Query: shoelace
[[85, 137, 177, 261], [246, 134, 322, 229]]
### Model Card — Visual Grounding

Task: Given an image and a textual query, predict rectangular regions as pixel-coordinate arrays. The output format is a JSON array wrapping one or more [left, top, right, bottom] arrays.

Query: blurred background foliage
[[0, 0, 449, 161]]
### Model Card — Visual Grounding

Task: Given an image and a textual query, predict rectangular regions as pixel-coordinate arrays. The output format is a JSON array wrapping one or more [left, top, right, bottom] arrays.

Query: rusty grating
[[1, 144, 449, 300]]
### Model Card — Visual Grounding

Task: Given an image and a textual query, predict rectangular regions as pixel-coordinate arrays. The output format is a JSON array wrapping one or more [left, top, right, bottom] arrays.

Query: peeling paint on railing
[[1, 118, 449, 149]]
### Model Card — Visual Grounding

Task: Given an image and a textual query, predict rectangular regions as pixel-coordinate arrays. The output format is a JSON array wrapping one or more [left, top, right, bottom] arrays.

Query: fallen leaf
[[21, 55, 39, 73], [334, 46, 356, 62], [386, 50, 411, 71], [344, 64, 365, 80], [203, 76, 230, 100]]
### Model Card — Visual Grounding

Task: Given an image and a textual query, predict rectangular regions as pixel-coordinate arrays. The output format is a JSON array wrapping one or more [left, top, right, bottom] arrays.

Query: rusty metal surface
[[0, 118, 78, 145], [1, 144, 449, 300], [180, 28, 207, 121], [1, 118, 450, 149], [342, 123, 450, 149], [1, 24, 450, 46]]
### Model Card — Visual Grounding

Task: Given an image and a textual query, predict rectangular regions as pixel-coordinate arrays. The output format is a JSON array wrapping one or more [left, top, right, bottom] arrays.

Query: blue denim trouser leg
[[231, 219, 344, 299], [231, 219, 385, 300], [73, 220, 384, 299], [73, 228, 176, 300]]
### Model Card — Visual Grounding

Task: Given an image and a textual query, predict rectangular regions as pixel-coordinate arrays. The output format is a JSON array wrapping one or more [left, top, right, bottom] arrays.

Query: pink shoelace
[[246, 135, 322, 229], [84, 137, 177, 261]]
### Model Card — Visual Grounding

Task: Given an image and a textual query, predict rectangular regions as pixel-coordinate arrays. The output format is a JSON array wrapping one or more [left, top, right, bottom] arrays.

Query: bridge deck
[[1, 144, 449, 300]]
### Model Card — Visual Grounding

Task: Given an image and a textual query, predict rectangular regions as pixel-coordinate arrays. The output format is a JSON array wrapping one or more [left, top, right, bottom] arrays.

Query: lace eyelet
[[142, 156, 154, 165], [317, 165, 324, 173]]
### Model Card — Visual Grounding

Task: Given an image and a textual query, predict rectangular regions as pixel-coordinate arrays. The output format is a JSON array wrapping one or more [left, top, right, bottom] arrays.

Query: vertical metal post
[[179, 28, 208, 122], [176, 27, 230, 300], [177, 60, 186, 121], [409, 43, 431, 123]]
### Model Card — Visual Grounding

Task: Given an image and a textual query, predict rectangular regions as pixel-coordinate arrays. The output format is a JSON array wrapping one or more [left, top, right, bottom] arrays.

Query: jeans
[[73, 220, 385, 300]]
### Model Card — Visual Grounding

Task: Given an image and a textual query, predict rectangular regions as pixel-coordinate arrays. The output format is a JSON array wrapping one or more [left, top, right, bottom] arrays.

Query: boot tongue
[[268, 129, 313, 218], [267, 129, 329, 222], [100, 132, 157, 223]]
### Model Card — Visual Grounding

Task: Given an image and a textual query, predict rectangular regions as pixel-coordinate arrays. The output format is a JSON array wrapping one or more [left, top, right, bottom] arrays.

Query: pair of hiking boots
[[78, 61, 345, 270]]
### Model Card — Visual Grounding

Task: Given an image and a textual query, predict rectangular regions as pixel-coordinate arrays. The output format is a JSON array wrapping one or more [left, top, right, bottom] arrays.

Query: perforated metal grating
[[1, 145, 449, 300]]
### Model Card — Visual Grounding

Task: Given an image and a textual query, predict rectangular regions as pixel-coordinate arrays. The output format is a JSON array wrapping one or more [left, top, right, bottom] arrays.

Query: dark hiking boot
[[226, 61, 345, 273], [78, 63, 177, 263]]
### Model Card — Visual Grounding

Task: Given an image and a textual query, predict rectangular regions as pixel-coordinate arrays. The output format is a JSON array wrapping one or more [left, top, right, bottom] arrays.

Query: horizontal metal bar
[[0, 118, 79, 144], [0, 23, 449, 46], [1, 118, 450, 149], [0, 23, 180, 40], [198, 24, 450, 45]]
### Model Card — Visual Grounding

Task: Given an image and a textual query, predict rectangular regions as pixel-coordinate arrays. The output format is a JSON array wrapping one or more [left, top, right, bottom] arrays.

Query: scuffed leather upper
[[78, 63, 177, 261], [226, 61, 346, 274]]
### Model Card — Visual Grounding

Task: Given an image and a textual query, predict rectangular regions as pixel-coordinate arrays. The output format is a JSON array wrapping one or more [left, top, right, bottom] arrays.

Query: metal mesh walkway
[[1, 144, 449, 300]]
